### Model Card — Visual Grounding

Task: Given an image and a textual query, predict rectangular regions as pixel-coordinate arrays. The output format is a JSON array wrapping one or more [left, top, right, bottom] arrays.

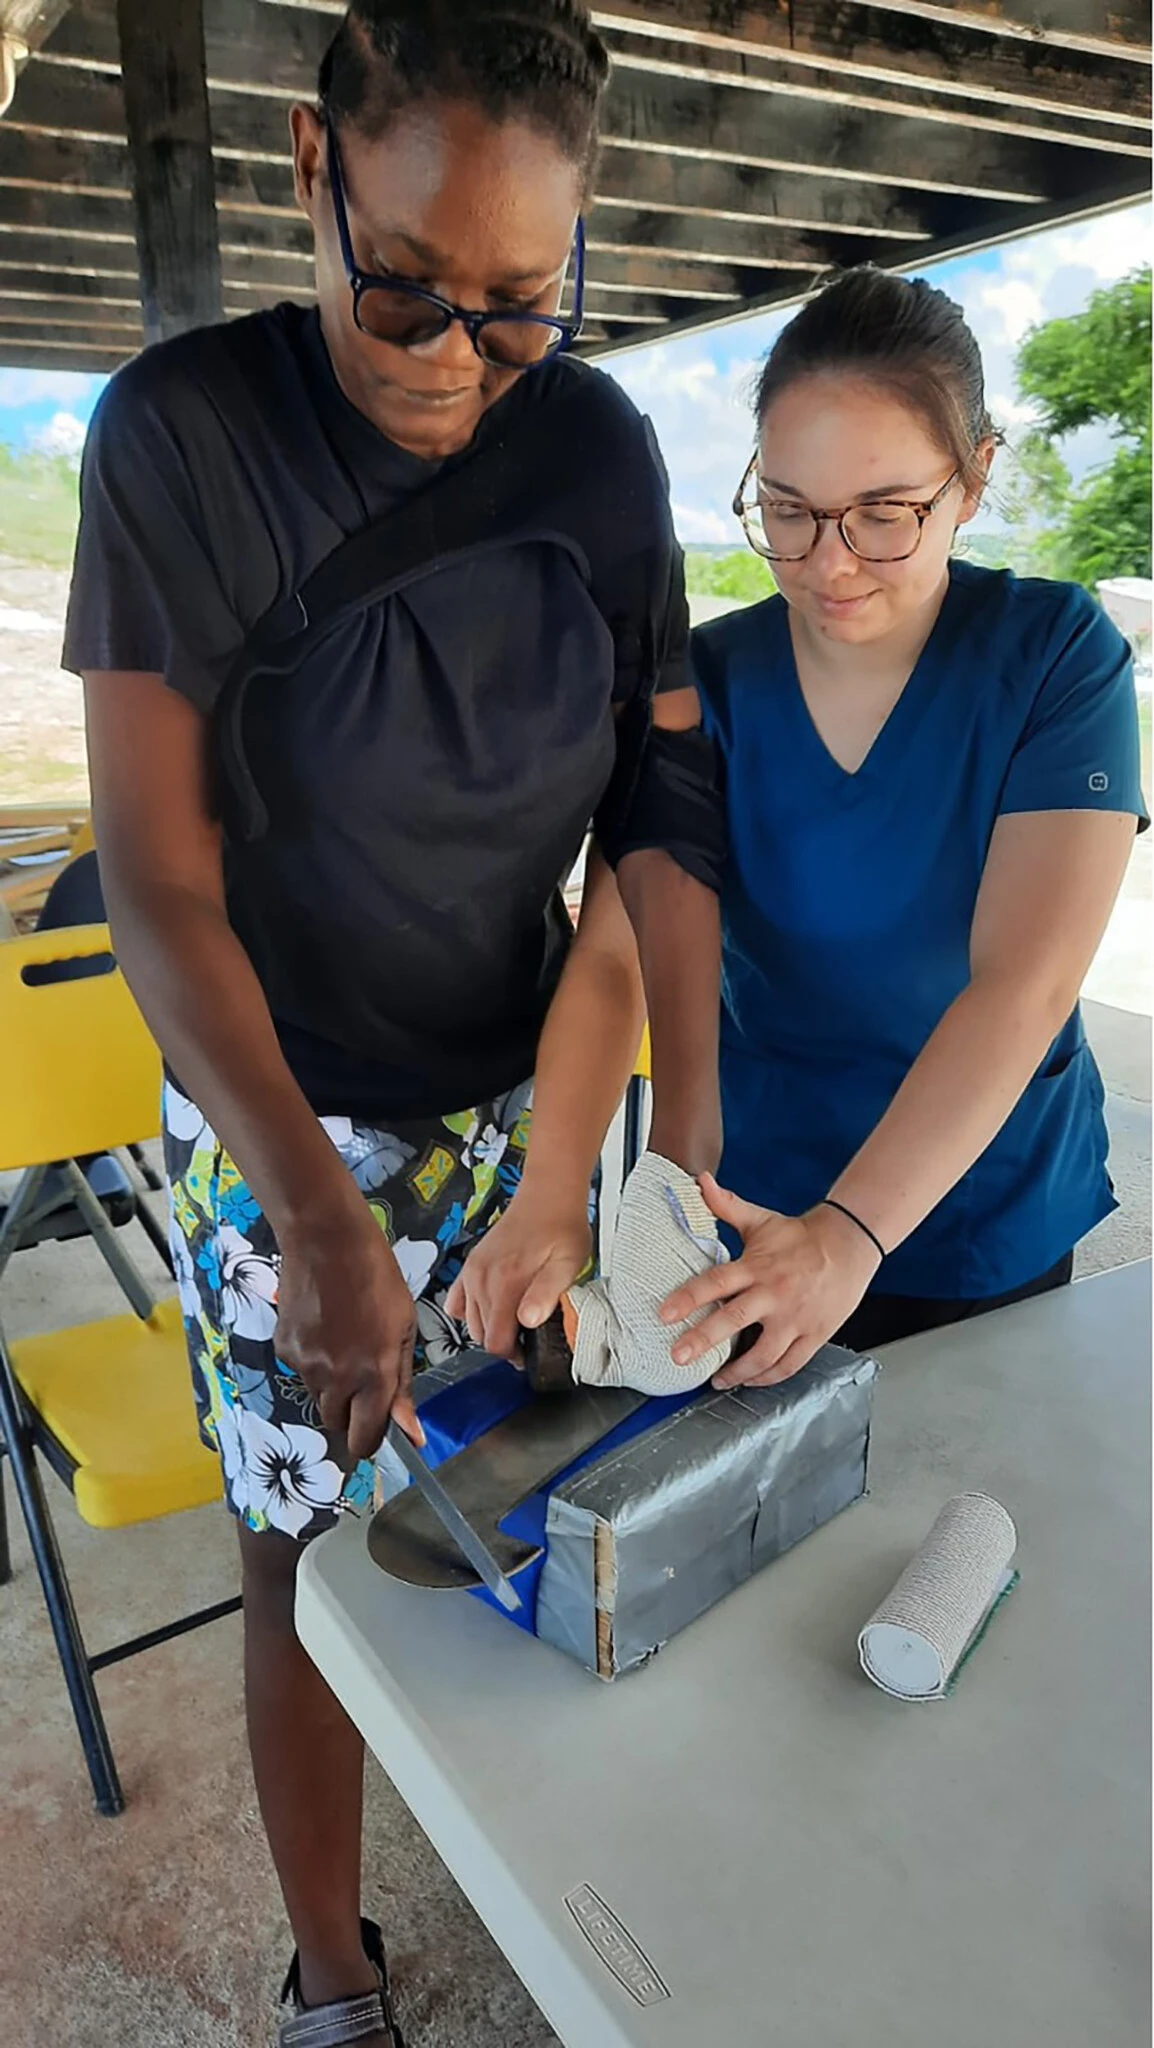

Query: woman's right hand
[[274, 1202, 425, 1461]]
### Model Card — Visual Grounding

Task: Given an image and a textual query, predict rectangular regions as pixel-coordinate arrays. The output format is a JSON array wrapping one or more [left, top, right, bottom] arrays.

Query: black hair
[[754, 266, 998, 494], [318, 1, 610, 190]]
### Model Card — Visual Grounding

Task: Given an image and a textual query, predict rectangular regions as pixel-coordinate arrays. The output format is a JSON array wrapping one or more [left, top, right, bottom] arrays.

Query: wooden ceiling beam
[[591, 151, 936, 236], [0, 233, 137, 276], [591, 3, 1149, 122], [0, 339, 132, 367], [0, 148, 950, 249], [582, 248, 751, 298], [8, 69, 953, 240], [252, 0, 1151, 71], [585, 206, 833, 268], [116, 0, 223, 341], [0, 308, 139, 334], [859, 0, 1149, 61], [44, 0, 333, 96], [0, 228, 320, 293], [603, 31, 1149, 155], [41, 0, 1149, 132], [0, 261, 138, 300], [9, 56, 1109, 206], [598, 68, 1099, 203], [0, 212, 839, 279], [21, 36, 1147, 171], [0, 279, 722, 331]]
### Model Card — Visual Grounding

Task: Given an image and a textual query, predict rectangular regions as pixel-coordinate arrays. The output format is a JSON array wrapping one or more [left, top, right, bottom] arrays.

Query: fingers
[[460, 1250, 587, 1361], [517, 1251, 575, 1334], [713, 1329, 815, 1390], [483, 1304, 523, 1364], [452, 1271, 485, 1349], [697, 1172, 772, 1237], [317, 1380, 354, 1441], [345, 1379, 391, 1463], [671, 1290, 765, 1366], [660, 1258, 747, 1325], [389, 1390, 426, 1449], [347, 1318, 418, 1462], [450, 1269, 520, 1361]]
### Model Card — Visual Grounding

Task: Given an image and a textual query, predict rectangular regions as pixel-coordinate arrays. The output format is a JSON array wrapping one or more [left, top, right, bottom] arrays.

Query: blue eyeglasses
[[324, 119, 585, 368]]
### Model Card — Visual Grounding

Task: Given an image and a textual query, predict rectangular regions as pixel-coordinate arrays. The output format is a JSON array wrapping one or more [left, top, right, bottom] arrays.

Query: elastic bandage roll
[[859, 1493, 1018, 1700]]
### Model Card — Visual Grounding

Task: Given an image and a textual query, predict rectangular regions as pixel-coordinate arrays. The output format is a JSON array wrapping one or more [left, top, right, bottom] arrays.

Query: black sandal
[[279, 1917, 406, 2047]]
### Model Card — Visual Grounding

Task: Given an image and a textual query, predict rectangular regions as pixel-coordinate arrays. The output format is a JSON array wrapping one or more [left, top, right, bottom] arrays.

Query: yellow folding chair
[[0, 925, 234, 1816]]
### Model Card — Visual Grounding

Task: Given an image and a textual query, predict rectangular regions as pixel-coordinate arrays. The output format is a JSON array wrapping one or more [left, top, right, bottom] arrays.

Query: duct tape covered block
[[378, 1342, 879, 1679]]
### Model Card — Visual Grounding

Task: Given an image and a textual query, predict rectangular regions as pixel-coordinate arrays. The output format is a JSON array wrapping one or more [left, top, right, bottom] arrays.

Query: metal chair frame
[[0, 1148, 240, 1819]]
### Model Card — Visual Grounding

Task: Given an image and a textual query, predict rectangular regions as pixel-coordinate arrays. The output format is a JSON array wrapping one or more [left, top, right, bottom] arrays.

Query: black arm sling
[[211, 375, 673, 847]]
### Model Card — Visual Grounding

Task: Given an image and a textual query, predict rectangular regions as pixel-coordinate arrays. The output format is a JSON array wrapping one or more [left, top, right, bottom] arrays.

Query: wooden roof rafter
[[0, 0, 1144, 373]]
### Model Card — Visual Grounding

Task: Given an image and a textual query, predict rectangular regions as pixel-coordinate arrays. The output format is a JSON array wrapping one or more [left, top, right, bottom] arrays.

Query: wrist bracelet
[[820, 1197, 886, 1264]]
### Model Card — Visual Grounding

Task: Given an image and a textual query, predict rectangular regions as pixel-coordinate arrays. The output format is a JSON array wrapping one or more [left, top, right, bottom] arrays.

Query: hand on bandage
[[569, 1152, 732, 1395]]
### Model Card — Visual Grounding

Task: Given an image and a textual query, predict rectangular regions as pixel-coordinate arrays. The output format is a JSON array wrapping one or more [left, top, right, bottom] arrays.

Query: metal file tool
[[382, 1420, 524, 1612], [370, 1389, 648, 1602]]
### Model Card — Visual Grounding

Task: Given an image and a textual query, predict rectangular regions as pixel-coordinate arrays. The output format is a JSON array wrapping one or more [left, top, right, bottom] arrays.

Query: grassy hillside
[[0, 448, 80, 569]]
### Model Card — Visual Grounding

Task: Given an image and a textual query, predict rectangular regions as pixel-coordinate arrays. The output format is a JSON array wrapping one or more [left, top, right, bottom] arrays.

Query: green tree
[[684, 549, 775, 603], [1013, 267, 1151, 587], [995, 429, 1072, 580]]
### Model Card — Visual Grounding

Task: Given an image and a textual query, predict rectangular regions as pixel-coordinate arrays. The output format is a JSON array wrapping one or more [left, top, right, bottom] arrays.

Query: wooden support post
[[115, 0, 223, 344]]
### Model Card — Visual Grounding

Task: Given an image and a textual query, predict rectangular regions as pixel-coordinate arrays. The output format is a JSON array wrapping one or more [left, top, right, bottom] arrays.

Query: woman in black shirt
[[66, 5, 721, 2043]]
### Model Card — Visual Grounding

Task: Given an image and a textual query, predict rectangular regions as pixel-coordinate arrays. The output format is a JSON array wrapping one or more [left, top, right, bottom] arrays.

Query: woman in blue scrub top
[[663, 266, 1147, 1385]]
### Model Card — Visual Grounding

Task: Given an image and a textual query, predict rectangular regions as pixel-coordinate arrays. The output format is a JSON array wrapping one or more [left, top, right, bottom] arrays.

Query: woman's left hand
[[444, 1190, 593, 1363], [660, 1174, 882, 1387]]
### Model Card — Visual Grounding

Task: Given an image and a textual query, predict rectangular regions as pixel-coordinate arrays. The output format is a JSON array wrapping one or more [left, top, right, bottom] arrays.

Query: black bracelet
[[821, 1198, 886, 1264]]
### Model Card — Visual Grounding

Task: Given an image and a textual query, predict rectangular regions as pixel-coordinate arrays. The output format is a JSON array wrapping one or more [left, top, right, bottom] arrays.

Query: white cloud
[[32, 410, 88, 462], [1010, 206, 1151, 289], [608, 341, 767, 552], [672, 501, 730, 545], [979, 278, 1044, 348], [0, 368, 101, 409], [986, 388, 1038, 430]]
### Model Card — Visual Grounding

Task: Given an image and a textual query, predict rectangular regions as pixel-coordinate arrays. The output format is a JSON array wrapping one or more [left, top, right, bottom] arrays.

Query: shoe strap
[[279, 1987, 393, 2048]]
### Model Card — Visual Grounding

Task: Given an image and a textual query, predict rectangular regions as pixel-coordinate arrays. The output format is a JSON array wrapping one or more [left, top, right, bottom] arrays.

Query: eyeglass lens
[[745, 500, 923, 563], [355, 286, 568, 366]]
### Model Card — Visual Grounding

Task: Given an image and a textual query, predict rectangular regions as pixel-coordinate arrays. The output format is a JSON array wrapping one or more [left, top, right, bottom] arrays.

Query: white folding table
[[297, 1259, 1152, 2048]]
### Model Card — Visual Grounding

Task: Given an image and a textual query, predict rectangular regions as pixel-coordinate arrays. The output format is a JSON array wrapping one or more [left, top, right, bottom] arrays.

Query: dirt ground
[[0, 558, 88, 804]]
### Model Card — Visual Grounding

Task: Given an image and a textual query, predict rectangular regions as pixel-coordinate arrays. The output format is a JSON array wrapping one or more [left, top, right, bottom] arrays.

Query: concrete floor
[[0, 1006, 1148, 2048]]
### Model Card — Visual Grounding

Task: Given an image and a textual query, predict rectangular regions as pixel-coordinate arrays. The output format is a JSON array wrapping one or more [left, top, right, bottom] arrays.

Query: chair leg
[[0, 1445, 10, 1587], [131, 1185, 175, 1277], [0, 1335, 124, 1816], [127, 1142, 164, 1194], [622, 1074, 647, 1185]]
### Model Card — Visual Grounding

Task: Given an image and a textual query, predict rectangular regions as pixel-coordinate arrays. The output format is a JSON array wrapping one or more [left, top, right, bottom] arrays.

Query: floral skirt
[[162, 1078, 532, 1541]]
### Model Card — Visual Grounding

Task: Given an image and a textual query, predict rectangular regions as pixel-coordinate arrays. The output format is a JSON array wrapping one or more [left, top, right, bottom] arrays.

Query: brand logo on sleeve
[[1088, 771, 1109, 791], [564, 1885, 671, 2005]]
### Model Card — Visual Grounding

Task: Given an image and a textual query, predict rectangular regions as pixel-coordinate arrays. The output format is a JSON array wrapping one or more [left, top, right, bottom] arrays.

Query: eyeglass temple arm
[[568, 218, 586, 339], [325, 120, 358, 283], [733, 452, 758, 517]]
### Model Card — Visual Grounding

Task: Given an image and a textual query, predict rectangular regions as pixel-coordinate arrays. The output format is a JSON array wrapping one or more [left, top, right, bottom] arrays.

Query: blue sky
[[0, 197, 1147, 543]]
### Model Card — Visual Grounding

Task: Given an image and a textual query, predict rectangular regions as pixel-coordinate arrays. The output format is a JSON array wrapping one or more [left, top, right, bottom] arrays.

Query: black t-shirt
[[64, 304, 687, 1119]]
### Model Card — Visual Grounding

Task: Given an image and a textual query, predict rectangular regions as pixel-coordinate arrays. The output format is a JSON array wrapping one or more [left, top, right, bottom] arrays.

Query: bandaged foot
[[570, 1151, 732, 1395]]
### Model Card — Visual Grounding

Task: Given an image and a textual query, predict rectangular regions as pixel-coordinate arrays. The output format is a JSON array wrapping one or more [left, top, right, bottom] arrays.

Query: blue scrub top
[[694, 562, 1148, 1299]]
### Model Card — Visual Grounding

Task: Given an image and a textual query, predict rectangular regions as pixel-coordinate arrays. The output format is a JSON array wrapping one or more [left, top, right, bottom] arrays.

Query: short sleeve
[[602, 412, 689, 707], [999, 587, 1150, 830], [62, 360, 246, 713]]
